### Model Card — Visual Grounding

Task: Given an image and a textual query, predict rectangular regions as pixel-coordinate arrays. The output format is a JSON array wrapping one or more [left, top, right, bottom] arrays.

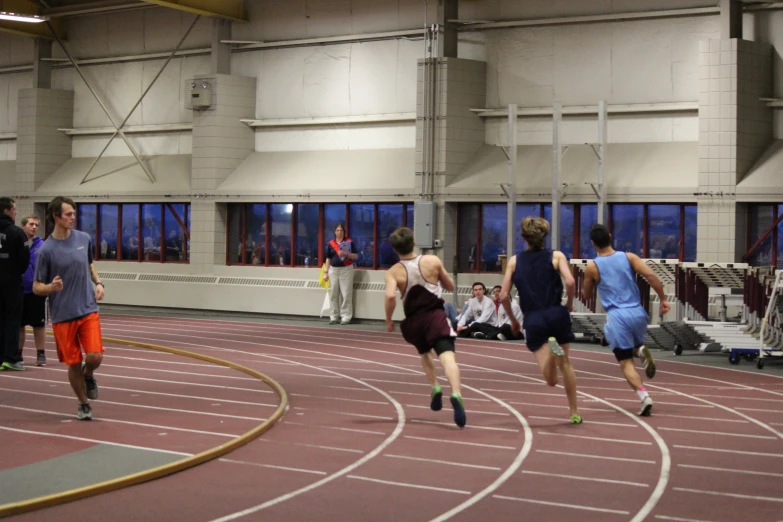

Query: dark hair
[[492, 285, 501, 292], [590, 224, 612, 249], [47, 196, 76, 222], [389, 226, 414, 255], [521, 216, 549, 251], [472, 282, 486, 292], [0, 196, 14, 213], [333, 222, 346, 235]]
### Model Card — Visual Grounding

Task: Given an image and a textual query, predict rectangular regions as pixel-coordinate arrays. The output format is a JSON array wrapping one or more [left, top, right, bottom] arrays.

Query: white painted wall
[[485, 16, 720, 108], [0, 72, 31, 134], [53, 7, 212, 60], [486, 113, 698, 146], [743, 10, 783, 138], [254, 124, 415, 152], [0, 32, 32, 68], [0, 142, 15, 161], [460, 0, 717, 21], [231, 0, 436, 41]]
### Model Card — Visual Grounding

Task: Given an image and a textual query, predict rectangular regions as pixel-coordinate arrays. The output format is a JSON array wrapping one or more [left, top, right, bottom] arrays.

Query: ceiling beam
[[0, 19, 64, 39], [140, 0, 246, 22], [0, 0, 63, 38]]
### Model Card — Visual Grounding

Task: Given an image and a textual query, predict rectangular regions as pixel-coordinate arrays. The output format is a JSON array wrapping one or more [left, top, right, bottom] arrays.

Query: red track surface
[[3, 314, 783, 522]]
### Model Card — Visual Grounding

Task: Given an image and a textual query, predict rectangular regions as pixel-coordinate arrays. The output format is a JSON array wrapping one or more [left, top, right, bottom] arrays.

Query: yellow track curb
[[0, 335, 288, 518]]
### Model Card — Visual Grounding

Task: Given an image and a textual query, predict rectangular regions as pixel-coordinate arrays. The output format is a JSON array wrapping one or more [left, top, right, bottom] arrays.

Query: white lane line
[[408, 419, 519, 432], [383, 454, 502, 471], [520, 470, 649, 488], [0, 375, 267, 405], [536, 431, 652, 445], [319, 385, 375, 392], [0, 387, 268, 420], [659, 427, 777, 439], [260, 440, 364, 454], [536, 450, 656, 465], [529, 415, 636, 427], [653, 413, 748, 424], [405, 404, 509, 416], [392, 390, 492, 403], [282, 421, 387, 436], [674, 487, 783, 502], [506, 401, 616, 413], [43, 362, 260, 382], [694, 394, 783, 403], [293, 407, 394, 421], [404, 435, 517, 450], [0, 404, 238, 438], [218, 459, 327, 476], [289, 393, 388, 405], [678, 464, 783, 478], [280, 372, 344, 379], [347, 475, 471, 495], [210, 354, 406, 522], [0, 425, 191, 456], [493, 495, 630, 515], [478, 388, 563, 398], [310, 366, 415, 376], [595, 398, 714, 408], [655, 515, 710, 522], [736, 407, 783, 413], [29, 367, 272, 394], [673, 445, 783, 458], [359, 378, 429, 387]]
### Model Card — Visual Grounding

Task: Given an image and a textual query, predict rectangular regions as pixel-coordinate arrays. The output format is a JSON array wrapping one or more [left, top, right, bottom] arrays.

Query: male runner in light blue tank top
[[582, 224, 670, 417]]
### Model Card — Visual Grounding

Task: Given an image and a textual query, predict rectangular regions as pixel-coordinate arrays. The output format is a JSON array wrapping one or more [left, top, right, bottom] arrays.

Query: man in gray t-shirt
[[34, 196, 106, 421]]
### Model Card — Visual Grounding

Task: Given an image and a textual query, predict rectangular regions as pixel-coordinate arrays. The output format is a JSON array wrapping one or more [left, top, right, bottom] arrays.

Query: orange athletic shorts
[[52, 312, 105, 366]]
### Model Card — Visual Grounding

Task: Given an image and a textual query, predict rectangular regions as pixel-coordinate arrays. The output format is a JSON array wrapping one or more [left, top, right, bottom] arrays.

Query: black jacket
[[0, 214, 30, 287]]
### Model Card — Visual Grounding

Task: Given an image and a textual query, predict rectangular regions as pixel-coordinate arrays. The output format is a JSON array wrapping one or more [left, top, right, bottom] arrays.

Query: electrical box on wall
[[191, 83, 212, 108], [414, 201, 435, 249]]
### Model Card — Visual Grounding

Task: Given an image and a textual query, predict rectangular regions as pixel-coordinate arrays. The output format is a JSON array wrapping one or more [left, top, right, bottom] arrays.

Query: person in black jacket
[[0, 197, 30, 371]]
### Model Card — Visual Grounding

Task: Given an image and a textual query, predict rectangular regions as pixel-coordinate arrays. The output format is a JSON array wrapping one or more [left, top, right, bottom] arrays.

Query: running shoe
[[83, 364, 99, 400], [430, 384, 443, 411], [638, 345, 656, 379], [36, 351, 46, 367], [329, 320, 339, 325], [77, 403, 93, 421], [496, 333, 507, 341], [638, 396, 653, 417], [472, 331, 487, 339], [548, 337, 565, 357], [450, 394, 466, 428], [570, 414, 583, 424], [1, 361, 25, 371]]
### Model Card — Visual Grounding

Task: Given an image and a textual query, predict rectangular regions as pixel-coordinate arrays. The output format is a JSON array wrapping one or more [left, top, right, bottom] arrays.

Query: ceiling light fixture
[[0, 11, 48, 23]]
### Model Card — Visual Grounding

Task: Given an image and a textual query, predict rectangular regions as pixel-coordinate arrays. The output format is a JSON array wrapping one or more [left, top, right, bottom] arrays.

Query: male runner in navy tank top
[[582, 224, 671, 417], [384, 227, 466, 428], [499, 217, 582, 424]]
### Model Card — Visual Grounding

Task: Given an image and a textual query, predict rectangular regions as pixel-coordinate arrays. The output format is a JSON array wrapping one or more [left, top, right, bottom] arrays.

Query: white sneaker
[[638, 396, 653, 417], [496, 333, 507, 341], [638, 345, 656, 379]]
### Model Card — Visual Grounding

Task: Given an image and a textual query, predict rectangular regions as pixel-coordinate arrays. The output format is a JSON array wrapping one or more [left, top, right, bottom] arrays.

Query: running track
[[3, 313, 783, 521]]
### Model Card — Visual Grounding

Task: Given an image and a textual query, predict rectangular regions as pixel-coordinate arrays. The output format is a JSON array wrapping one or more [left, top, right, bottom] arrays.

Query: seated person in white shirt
[[468, 289, 525, 341], [456, 282, 498, 338]]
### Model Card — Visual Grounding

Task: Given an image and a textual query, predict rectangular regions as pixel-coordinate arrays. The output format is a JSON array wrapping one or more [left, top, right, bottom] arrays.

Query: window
[[747, 204, 777, 267], [324, 204, 347, 261], [270, 204, 292, 266], [648, 204, 680, 259], [578, 204, 598, 258], [296, 204, 318, 266], [99, 205, 118, 260], [458, 204, 479, 272], [377, 204, 403, 268], [778, 204, 783, 269], [350, 204, 375, 268], [78, 204, 98, 256], [516, 204, 541, 252], [122, 204, 140, 261], [610, 205, 644, 256], [164, 204, 188, 263], [481, 204, 506, 272], [684, 205, 697, 262]]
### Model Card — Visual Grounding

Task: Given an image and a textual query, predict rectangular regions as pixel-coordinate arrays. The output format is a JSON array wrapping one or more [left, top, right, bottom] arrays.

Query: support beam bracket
[[140, 0, 246, 22]]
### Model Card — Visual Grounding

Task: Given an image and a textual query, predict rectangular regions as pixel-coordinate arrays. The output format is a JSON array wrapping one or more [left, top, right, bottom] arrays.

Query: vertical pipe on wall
[[551, 103, 562, 250], [507, 104, 517, 259], [597, 100, 607, 225]]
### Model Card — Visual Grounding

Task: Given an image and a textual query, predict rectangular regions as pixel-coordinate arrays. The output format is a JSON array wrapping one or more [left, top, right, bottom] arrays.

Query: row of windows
[[65, 201, 781, 271], [227, 203, 414, 269], [75, 203, 191, 263], [458, 203, 698, 273], [747, 204, 783, 269]]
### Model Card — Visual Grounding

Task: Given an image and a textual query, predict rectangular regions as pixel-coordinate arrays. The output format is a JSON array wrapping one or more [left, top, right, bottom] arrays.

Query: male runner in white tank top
[[384, 227, 466, 428]]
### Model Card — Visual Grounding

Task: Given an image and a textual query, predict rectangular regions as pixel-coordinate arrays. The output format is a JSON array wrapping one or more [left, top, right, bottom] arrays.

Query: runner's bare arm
[[582, 261, 598, 302], [499, 255, 520, 333], [90, 263, 105, 300], [384, 269, 398, 331], [627, 253, 670, 314], [555, 251, 575, 311], [436, 257, 455, 292]]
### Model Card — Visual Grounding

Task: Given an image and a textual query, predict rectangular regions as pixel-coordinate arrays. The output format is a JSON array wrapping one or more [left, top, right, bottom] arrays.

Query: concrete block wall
[[191, 74, 256, 191], [14, 89, 73, 195], [696, 39, 773, 262]]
